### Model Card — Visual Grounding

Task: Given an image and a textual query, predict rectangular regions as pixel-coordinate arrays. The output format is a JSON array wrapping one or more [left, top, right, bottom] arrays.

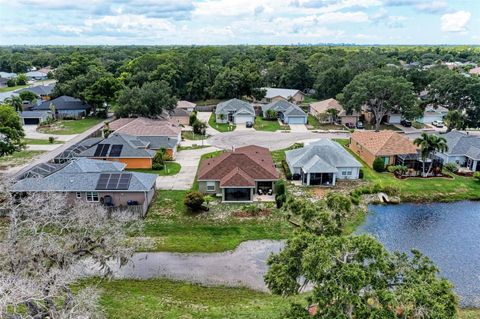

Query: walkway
[[156, 146, 219, 190]]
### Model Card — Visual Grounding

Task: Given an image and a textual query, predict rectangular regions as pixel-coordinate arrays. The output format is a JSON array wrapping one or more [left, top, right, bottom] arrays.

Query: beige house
[[310, 98, 359, 125], [260, 88, 305, 104], [177, 100, 196, 112]]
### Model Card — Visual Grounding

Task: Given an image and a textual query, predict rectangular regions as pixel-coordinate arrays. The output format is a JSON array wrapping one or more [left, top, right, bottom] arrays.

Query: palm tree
[[413, 133, 448, 177], [5, 96, 23, 112], [326, 108, 339, 123]]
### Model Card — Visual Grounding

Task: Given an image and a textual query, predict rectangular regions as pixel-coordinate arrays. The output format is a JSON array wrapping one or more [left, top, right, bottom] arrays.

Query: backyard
[[38, 117, 104, 135], [130, 190, 291, 252], [208, 113, 236, 133], [0, 150, 45, 170], [129, 162, 181, 176]]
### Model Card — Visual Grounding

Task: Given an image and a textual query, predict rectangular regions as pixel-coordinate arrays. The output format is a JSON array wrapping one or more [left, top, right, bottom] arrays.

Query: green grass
[[85, 278, 300, 319], [307, 114, 320, 129], [178, 145, 209, 151], [0, 150, 45, 169], [208, 113, 236, 133], [254, 116, 282, 131], [22, 138, 64, 145], [38, 118, 104, 135], [129, 162, 181, 176], [364, 123, 402, 131], [271, 143, 304, 166], [335, 139, 480, 202], [134, 190, 291, 252], [303, 96, 319, 104], [182, 131, 208, 140], [0, 84, 28, 92]]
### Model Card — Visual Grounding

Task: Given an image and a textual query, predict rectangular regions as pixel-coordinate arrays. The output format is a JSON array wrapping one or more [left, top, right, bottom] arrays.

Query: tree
[[264, 109, 277, 120], [251, 88, 267, 101], [0, 189, 140, 318], [339, 70, 417, 131], [6, 78, 16, 87], [0, 105, 25, 156], [265, 233, 457, 319], [373, 157, 385, 172], [326, 108, 338, 123], [184, 190, 205, 211], [16, 73, 28, 85], [189, 113, 197, 126], [84, 74, 122, 117], [192, 120, 207, 135], [413, 133, 448, 177], [19, 91, 37, 102], [4, 96, 23, 112], [444, 109, 465, 132], [116, 80, 177, 118]]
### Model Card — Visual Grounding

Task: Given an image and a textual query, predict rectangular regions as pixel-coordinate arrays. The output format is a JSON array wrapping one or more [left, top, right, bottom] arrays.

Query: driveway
[[289, 124, 309, 133], [80, 240, 285, 292], [156, 146, 219, 190], [23, 125, 78, 142], [208, 130, 350, 151], [196, 111, 220, 136]]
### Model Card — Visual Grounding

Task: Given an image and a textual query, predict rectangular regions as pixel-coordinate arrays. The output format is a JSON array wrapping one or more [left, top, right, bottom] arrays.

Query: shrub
[[359, 169, 364, 179], [445, 162, 459, 173], [373, 157, 385, 172], [350, 195, 360, 205], [382, 185, 400, 196], [274, 180, 286, 196], [152, 163, 164, 170], [388, 165, 408, 176], [242, 204, 261, 215], [48, 136, 55, 144], [189, 113, 197, 126], [184, 191, 205, 211], [264, 109, 277, 120], [474, 172, 480, 182], [192, 120, 206, 135], [275, 194, 286, 209], [153, 149, 166, 165], [281, 160, 292, 180], [325, 192, 352, 213]]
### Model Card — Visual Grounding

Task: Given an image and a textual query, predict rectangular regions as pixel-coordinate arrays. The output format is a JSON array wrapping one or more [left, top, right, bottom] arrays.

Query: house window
[[86, 192, 99, 202], [206, 181, 216, 192], [341, 168, 353, 176], [76, 192, 82, 199]]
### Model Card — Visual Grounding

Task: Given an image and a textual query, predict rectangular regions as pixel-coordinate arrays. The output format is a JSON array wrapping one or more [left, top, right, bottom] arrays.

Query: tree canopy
[[0, 105, 25, 156]]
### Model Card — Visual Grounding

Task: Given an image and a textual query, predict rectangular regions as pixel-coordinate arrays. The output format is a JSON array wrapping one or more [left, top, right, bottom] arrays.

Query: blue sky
[[0, 0, 478, 45]]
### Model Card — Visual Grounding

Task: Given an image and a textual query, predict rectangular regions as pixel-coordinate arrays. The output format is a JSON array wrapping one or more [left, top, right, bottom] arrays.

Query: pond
[[356, 201, 480, 307]]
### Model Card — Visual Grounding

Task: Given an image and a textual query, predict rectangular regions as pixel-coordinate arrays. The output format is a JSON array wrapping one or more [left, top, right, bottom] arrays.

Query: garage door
[[234, 115, 254, 124], [23, 118, 40, 125], [287, 116, 306, 124]]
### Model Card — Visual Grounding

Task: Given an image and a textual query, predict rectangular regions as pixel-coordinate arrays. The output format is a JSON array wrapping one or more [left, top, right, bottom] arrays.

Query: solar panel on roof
[[109, 144, 123, 157], [117, 174, 132, 190], [106, 174, 120, 189], [93, 144, 104, 157], [96, 173, 110, 190], [100, 144, 110, 157]]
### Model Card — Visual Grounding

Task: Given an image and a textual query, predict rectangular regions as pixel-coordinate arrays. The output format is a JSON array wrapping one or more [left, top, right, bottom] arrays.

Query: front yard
[[0, 84, 28, 92], [254, 116, 282, 131], [0, 150, 45, 170], [130, 190, 291, 252], [129, 162, 181, 176], [182, 131, 208, 140], [22, 138, 64, 145], [38, 117, 105, 135], [208, 113, 236, 132]]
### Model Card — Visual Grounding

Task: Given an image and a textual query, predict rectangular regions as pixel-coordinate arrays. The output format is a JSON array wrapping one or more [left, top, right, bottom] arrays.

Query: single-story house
[[34, 95, 91, 118], [53, 137, 104, 164], [0, 72, 16, 79], [416, 105, 448, 124], [215, 99, 255, 124], [436, 131, 480, 171], [350, 131, 418, 168], [197, 145, 279, 202], [260, 88, 305, 104], [26, 71, 48, 81], [11, 158, 156, 216], [169, 108, 191, 126], [108, 117, 181, 158], [262, 99, 307, 124], [18, 83, 55, 100], [19, 110, 52, 125], [286, 139, 362, 186], [309, 98, 360, 125], [78, 133, 157, 169], [0, 78, 8, 88], [177, 100, 196, 112]]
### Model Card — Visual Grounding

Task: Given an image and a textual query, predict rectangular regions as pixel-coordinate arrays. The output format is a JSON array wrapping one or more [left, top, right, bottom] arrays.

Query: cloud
[[441, 10, 471, 32], [370, 8, 406, 28], [384, 0, 449, 14]]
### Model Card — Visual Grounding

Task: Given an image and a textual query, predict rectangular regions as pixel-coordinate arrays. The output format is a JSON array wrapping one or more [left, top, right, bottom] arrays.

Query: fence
[[195, 105, 215, 112]]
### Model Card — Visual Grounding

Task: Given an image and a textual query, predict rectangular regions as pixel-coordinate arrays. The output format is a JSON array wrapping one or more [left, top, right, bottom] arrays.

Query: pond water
[[356, 201, 480, 307]]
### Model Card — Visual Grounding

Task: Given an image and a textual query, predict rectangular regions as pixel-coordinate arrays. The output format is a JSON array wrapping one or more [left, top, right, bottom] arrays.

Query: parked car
[[400, 119, 412, 127], [432, 120, 444, 128], [246, 121, 253, 128], [356, 121, 364, 129], [345, 122, 355, 129]]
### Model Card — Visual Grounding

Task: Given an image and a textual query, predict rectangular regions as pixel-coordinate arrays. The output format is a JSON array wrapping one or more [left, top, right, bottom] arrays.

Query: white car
[[432, 121, 444, 128]]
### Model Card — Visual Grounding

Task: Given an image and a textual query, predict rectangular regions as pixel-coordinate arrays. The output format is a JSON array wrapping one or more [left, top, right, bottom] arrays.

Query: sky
[[0, 0, 479, 45]]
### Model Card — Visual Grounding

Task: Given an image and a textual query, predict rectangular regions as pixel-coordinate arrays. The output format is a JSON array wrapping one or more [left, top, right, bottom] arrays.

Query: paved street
[[156, 146, 219, 190]]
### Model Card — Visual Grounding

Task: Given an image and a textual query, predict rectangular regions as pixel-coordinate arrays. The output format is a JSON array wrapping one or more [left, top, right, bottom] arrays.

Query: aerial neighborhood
[[1, 44, 480, 318]]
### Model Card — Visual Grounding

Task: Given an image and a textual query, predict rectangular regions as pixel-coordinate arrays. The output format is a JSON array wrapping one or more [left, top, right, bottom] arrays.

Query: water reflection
[[356, 201, 480, 307]]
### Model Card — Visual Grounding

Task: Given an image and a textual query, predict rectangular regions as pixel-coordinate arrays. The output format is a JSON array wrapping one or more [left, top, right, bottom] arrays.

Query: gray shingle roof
[[18, 83, 55, 96], [216, 98, 254, 115], [442, 131, 480, 159], [286, 139, 362, 173], [34, 95, 91, 111], [262, 88, 303, 99], [262, 100, 306, 117], [19, 110, 51, 118], [11, 158, 156, 192], [79, 134, 156, 158]]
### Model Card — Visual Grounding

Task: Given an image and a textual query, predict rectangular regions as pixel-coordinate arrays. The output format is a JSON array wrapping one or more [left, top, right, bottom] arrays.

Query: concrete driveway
[[208, 130, 350, 151], [156, 146, 219, 190], [289, 124, 309, 133]]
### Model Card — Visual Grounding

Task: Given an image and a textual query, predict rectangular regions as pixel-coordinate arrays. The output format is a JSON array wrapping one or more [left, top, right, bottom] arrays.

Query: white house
[[215, 99, 255, 124], [262, 99, 307, 124], [436, 131, 480, 172]]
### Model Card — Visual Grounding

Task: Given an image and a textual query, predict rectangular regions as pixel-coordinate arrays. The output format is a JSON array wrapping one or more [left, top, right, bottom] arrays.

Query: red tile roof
[[351, 130, 418, 156], [198, 145, 279, 186]]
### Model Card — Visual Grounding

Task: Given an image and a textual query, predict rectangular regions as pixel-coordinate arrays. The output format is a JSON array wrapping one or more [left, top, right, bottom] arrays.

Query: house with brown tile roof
[[349, 131, 418, 168], [309, 98, 360, 125], [197, 145, 279, 202]]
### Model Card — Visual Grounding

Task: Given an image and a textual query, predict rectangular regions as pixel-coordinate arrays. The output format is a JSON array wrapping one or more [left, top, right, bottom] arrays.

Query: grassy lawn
[[335, 139, 480, 202], [307, 114, 320, 129], [182, 131, 208, 140], [38, 117, 105, 135], [254, 116, 281, 131], [271, 143, 304, 166], [208, 113, 236, 133], [303, 96, 319, 104], [132, 190, 291, 252], [22, 138, 64, 145], [0, 150, 45, 169], [0, 84, 28, 92], [129, 162, 181, 176], [178, 145, 210, 151]]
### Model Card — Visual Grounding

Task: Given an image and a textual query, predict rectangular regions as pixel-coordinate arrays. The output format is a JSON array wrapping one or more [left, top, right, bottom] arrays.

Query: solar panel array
[[94, 144, 111, 157], [109, 144, 123, 157], [96, 173, 132, 190]]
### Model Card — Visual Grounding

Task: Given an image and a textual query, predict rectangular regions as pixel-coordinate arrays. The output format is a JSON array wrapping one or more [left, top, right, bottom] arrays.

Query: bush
[[445, 162, 459, 173], [184, 191, 205, 211], [281, 160, 292, 180], [189, 113, 197, 126], [6, 78, 16, 87], [275, 194, 286, 209], [388, 165, 408, 176], [153, 149, 166, 165], [359, 169, 364, 179], [242, 204, 261, 216], [474, 172, 480, 182], [192, 120, 206, 135], [152, 163, 164, 170], [48, 136, 55, 144], [274, 180, 286, 196], [373, 157, 385, 172]]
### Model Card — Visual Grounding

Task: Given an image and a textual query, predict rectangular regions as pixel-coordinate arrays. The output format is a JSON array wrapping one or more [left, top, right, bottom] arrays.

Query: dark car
[[401, 119, 412, 127], [246, 121, 253, 128], [345, 122, 355, 129], [356, 121, 364, 129]]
